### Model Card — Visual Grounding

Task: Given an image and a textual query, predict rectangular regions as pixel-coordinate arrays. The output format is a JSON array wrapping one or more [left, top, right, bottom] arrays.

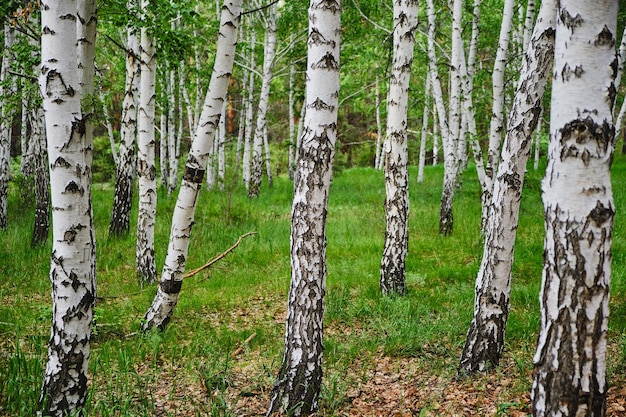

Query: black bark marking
[[183, 166, 205, 183], [595, 25, 615, 47], [574, 65, 584, 78], [161, 279, 183, 294], [317, 0, 340, 13], [308, 97, 333, 111], [589, 201, 614, 227], [64, 181, 84, 195], [560, 9, 583, 32], [42, 26, 55, 35], [60, 13, 77, 21], [52, 157, 71, 169], [312, 52, 339, 70], [559, 117, 614, 162]]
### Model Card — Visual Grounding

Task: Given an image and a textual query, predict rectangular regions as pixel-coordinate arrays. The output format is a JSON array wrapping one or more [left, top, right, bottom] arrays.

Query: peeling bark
[[267, 1, 341, 414], [39, 0, 96, 414], [531, 2, 617, 415]]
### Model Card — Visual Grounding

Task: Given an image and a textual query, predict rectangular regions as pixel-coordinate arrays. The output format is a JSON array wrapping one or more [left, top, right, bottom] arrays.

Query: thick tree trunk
[[39, 0, 96, 414], [458, 0, 556, 374], [380, 0, 418, 296], [266, 1, 341, 414], [109, 20, 139, 237], [531, 2, 617, 415], [248, 4, 277, 198], [136, 0, 158, 283], [142, 0, 242, 331]]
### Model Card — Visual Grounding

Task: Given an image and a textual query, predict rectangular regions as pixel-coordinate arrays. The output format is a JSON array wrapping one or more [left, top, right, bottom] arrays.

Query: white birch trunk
[[374, 75, 384, 170], [418, 73, 431, 183], [142, 0, 242, 331], [29, 105, 50, 247], [288, 60, 296, 179], [160, 106, 169, 190], [168, 68, 178, 194], [522, 0, 536, 53], [426, 0, 454, 235], [242, 29, 255, 189], [248, 3, 277, 198], [267, 0, 341, 413], [136, 0, 157, 283], [486, 0, 515, 185], [109, 19, 139, 237], [531, 2, 617, 415], [39, 0, 96, 413], [263, 124, 272, 187], [533, 110, 543, 170], [218, 99, 226, 190], [380, 0, 418, 296], [0, 23, 15, 231], [458, 0, 557, 374], [432, 99, 438, 165]]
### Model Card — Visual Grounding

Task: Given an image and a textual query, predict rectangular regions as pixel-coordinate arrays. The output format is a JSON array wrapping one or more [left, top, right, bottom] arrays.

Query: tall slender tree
[[267, 0, 341, 414], [458, 0, 557, 374], [0, 22, 16, 231], [136, 0, 158, 283], [380, 0, 418, 296], [109, 5, 140, 237], [142, 0, 243, 331], [531, 1, 617, 415], [39, 0, 97, 414]]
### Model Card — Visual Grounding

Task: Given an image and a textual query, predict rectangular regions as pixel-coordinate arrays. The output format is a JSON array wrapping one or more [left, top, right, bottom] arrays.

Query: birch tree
[[136, 0, 158, 283], [0, 22, 15, 231], [531, 1, 617, 415], [39, 0, 97, 413], [248, 2, 278, 198], [109, 12, 139, 237], [142, 0, 242, 331], [458, 0, 557, 374], [380, 0, 418, 296], [267, 0, 341, 414]]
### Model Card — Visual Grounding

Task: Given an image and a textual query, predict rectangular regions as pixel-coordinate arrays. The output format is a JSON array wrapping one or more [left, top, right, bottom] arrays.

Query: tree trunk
[[417, 73, 431, 183], [374, 75, 384, 170], [531, 1, 617, 415], [0, 23, 15, 231], [380, 0, 418, 296], [248, 4, 277, 198], [288, 60, 296, 179], [136, 0, 158, 283], [109, 18, 139, 237], [142, 0, 242, 331], [242, 29, 255, 190], [266, 0, 341, 414], [39, 0, 96, 414], [30, 106, 50, 247], [458, 0, 556, 374]]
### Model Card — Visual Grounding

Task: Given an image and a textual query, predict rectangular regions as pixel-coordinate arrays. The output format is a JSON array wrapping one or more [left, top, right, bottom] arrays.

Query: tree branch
[[184, 231, 257, 278]]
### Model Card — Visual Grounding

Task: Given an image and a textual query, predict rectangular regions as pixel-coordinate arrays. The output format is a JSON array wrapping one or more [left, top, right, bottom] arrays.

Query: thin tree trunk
[[30, 106, 50, 247], [531, 1, 617, 415], [142, 0, 242, 331], [248, 3, 277, 198], [418, 73, 430, 183], [39, 0, 96, 414], [380, 0, 418, 296], [533, 110, 542, 170], [242, 29, 255, 189], [374, 75, 384, 170], [160, 104, 170, 190], [0, 23, 15, 231], [136, 0, 158, 283], [458, 0, 556, 374], [267, 0, 341, 414], [168, 68, 178, 194], [109, 18, 139, 237]]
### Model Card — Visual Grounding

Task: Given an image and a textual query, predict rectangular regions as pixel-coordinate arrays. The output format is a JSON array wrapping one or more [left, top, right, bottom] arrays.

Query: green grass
[[1, 156, 626, 416]]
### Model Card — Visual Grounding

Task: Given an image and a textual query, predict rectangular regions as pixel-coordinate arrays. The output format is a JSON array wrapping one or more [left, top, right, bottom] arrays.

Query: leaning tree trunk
[[531, 1, 617, 415], [136, 0, 158, 283], [266, 0, 341, 414], [109, 17, 139, 237], [458, 0, 556, 375], [142, 0, 243, 331], [380, 0, 418, 296], [248, 3, 277, 198], [39, 0, 96, 414]]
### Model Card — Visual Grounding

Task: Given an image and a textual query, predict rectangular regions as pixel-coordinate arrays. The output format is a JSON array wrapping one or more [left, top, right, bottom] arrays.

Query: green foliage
[[93, 135, 118, 183]]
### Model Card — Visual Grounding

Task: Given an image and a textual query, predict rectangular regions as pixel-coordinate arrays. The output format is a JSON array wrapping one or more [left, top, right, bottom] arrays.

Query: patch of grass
[[2, 156, 626, 415]]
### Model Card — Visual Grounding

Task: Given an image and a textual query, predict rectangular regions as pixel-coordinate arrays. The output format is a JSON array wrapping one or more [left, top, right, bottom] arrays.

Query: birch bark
[[458, 0, 557, 374], [109, 18, 139, 237], [142, 0, 242, 331], [248, 3, 277, 198], [136, 0, 158, 282], [39, 0, 96, 414], [380, 0, 418, 296], [267, 0, 341, 414], [0, 23, 15, 231], [531, 2, 617, 415]]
